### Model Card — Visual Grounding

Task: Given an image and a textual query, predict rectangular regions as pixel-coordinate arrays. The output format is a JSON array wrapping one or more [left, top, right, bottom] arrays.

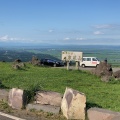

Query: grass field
[[0, 62, 120, 113]]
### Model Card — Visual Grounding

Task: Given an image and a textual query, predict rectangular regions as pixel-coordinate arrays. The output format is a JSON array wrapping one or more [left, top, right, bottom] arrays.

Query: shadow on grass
[[85, 102, 102, 120], [0, 81, 9, 89], [86, 102, 102, 110]]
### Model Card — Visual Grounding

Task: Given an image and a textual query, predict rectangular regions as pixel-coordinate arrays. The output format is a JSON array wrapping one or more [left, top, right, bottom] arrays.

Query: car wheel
[[82, 64, 85, 68], [96, 64, 99, 68]]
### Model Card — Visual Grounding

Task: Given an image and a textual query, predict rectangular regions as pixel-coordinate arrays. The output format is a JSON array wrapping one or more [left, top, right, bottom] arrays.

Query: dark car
[[41, 58, 64, 67]]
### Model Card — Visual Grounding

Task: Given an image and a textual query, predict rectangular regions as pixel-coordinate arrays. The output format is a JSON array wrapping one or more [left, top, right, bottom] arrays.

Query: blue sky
[[0, 0, 120, 45]]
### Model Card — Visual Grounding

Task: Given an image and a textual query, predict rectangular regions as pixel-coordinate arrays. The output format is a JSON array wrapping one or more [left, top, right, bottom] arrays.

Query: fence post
[[67, 61, 69, 70], [76, 61, 80, 70]]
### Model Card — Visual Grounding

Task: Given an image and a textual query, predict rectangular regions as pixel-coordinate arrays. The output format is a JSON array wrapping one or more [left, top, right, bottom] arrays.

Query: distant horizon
[[0, 42, 120, 48]]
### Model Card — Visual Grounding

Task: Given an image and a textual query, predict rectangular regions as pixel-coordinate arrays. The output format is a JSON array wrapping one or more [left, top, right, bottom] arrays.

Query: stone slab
[[0, 89, 9, 102], [35, 91, 62, 106], [26, 103, 60, 114], [87, 107, 120, 120]]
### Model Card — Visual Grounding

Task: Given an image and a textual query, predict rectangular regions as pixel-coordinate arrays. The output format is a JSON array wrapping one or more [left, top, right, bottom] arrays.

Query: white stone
[[8, 88, 24, 109], [61, 87, 86, 120]]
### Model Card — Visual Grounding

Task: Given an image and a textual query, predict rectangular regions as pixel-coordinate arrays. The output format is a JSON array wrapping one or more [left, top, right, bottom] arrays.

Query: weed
[[30, 108, 36, 112], [46, 112, 53, 116], [1, 102, 9, 109]]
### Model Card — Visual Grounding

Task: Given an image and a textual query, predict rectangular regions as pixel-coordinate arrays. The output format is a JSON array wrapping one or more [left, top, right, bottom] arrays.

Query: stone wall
[[0, 88, 120, 120]]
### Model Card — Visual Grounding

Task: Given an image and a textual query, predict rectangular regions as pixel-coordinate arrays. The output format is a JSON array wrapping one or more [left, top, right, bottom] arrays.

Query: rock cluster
[[30, 56, 41, 66], [91, 60, 120, 82], [92, 61, 113, 77], [12, 59, 25, 69], [1, 87, 86, 120], [1, 87, 120, 120], [91, 61, 113, 82]]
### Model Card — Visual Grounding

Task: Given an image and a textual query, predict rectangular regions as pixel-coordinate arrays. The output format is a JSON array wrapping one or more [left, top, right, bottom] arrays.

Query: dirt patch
[[0, 101, 66, 120]]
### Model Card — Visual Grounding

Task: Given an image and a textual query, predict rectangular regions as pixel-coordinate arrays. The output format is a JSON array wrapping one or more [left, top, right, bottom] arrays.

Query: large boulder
[[12, 59, 25, 69], [91, 61, 113, 82], [34, 91, 62, 107], [92, 61, 113, 77], [61, 87, 86, 120], [31, 56, 41, 66], [14, 59, 22, 63], [8, 88, 27, 109]]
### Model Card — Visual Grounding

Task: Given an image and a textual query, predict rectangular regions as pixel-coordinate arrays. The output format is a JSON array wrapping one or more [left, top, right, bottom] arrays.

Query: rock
[[113, 70, 120, 79], [61, 87, 86, 120], [31, 56, 41, 66], [91, 61, 113, 82], [0, 89, 9, 102], [101, 75, 114, 82], [34, 91, 62, 107], [8, 88, 26, 109], [14, 59, 22, 63], [92, 61, 113, 77], [12, 59, 25, 69], [26, 103, 60, 114], [12, 64, 20, 70], [19, 62, 25, 67], [87, 107, 120, 120]]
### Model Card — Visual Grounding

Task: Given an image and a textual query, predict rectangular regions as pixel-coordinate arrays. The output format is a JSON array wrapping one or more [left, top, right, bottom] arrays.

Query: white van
[[80, 57, 100, 67]]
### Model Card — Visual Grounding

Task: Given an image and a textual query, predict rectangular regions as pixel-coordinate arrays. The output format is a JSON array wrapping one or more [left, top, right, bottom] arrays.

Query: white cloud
[[93, 31, 104, 35], [0, 35, 26, 42], [76, 37, 85, 40], [64, 37, 70, 40], [0, 35, 9, 41], [49, 29, 54, 33]]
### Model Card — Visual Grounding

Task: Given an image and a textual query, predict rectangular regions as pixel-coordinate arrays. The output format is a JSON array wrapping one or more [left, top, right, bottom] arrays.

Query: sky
[[0, 0, 120, 46]]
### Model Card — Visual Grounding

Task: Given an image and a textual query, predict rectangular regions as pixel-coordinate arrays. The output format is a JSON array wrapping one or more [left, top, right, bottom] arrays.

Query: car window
[[92, 58, 97, 61], [87, 58, 91, 61], [83, 58, 86, 61], [96, 58, 99, 61]]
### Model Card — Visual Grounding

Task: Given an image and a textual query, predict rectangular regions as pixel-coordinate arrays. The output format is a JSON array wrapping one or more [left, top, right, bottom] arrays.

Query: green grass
[[0, 62, 120, 112]]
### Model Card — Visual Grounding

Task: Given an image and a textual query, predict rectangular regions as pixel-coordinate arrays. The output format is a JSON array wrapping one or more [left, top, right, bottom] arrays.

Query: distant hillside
[[0, 45, 120, 66], [0, 49, 60, 62]]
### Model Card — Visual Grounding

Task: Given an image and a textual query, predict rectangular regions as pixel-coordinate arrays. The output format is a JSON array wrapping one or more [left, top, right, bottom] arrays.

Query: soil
[[0, 101, 66, 120]]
